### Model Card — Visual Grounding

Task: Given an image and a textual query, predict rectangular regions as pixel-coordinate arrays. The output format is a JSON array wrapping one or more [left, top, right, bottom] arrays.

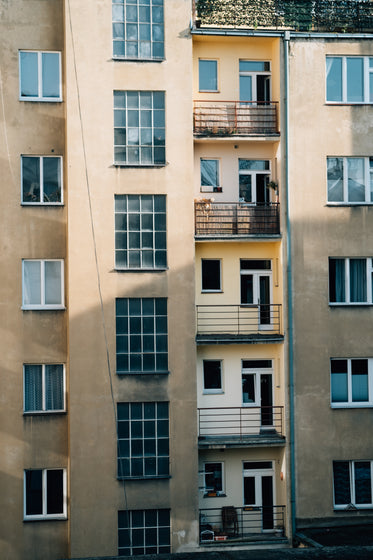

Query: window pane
[[24, 365, 43, 411], [347, 58, 364, 103], [46, 470, 64, 514], [199, 60, 218, 91], [25, 470, 43, 515], [201, 259, 221, 291], [354, 462, 372, 504], [24, 261, 41, 305], [45, 261, 62, 305], [242, 374, 255, 403], [240, 61, 269, 72], [349, 259, 366, 303], [203, 361, 222, 390], [20, 52, 38, 97], [43, 158, 61, 202], [347, 158, 365, 202], [45, 365, 64, 410], [42, 53, 60, 98], [331, 371, 348, 402], [22, 156, 41, 203], [326, 57, 342, 102], [327, 158, 343, 202], [333, 461, 351, 505], [329, 259, 345, 303], [201, 159, 219, 188], [351, 359, 369, 402], [205, 463, 223, 493]]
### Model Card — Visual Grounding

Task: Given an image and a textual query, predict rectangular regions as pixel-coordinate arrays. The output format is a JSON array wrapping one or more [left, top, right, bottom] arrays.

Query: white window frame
[[333, 460, 373, 510], [23, 364, 66, 414], [200, 158, 221, 193], [203, 359, 223, 394], [203, 461, 225, 496], [19, 51, 62, 102], [198, 59, 219, 92], [201, 259, 222, 292], [21, 155, 63, 205], [239, 60, 271, 103], [242, 361, 273, 407], [330, 358, 373, 408], [24, 468, 67, 520], [22, 259, 65, 310], [242, 461, 275, 507], [329, 257, 373, 305], [239, 159, 271, 204], [326, 56, 373, 104], [327, 157, 373, 205]]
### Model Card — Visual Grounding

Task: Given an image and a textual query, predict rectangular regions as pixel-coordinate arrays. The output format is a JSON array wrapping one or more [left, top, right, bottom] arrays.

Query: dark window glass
[[202, 260, 221, 291], [203, 361, 222, 390], [333, 461, 351, 505]]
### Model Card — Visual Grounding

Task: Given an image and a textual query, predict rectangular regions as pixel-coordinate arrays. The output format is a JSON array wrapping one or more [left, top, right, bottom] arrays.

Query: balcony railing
[[196, 304, 282, 339], [195, 0, 373, 33], [200, 505, 286, 543], [194, 101, 279, 137], [198, 406, 284, 439], [195, 201, 280, 236]]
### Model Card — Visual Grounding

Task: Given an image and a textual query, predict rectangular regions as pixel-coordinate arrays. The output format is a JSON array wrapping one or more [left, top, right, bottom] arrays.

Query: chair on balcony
[[221, 506, 239, 537]]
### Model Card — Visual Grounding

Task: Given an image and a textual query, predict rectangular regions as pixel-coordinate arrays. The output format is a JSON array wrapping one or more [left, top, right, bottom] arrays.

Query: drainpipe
[[283, 30, 296, 541]]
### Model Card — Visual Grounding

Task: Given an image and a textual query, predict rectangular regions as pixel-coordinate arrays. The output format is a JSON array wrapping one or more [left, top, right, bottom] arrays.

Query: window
[[24, 364, 65, 413], [22, 260, 64, 310], [199, 59, 218, 92], [326, 56, 373, 103], [204, 462, 224, 496], [243, 461, 274, 530], [239, 160, 271, 203], [118, 509, 170, 556], [114, 91, 165, 166], [116, 298, 168, 374], [112, 0, 164, 60], [240, 260, 272, 326], [203, 360, 222, 393], [115, 195, 166, 270], [333, 461, 373, 509], [19, 51, 61, 102], [239, 60, 271, 103], [21, 156, 62, 204], [327, 157, 373, 204], [329, 258, 373, 304], [331, 358, 373, 407], [200, 158, 220, 193], [117, 402, 169, 479], [201, 259, 221, 291], [24, 469, 66, 520]]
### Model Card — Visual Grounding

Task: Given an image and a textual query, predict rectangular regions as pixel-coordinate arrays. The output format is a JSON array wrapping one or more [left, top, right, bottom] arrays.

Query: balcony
[[196, 304, 283, 344], [195, 201, 280, 238], [195, 0, 373, 33], [200, 505, 286, 544], [194, 101, 279, 138], [198, 406, 285, 448]]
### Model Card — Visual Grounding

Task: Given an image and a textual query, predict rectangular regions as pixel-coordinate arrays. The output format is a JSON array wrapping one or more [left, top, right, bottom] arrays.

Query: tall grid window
[[112, 0, 164, 60], [118, 509, 171, 556], [116, 298, 168, 374], [117, 402, 169, 479], [24, 364, 65, 413], [115, 195, 166, 270], [114, 91, 165, 166]]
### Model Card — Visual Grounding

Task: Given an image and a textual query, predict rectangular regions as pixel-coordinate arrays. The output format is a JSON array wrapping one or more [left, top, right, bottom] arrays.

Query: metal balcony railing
[[200, 505, 286, 543], [195, 0, 373, 33], [196, 304, 282, 336], [195, 201, 280, 236], [198, 406, 284, 438], [194, 101, 279, 136]]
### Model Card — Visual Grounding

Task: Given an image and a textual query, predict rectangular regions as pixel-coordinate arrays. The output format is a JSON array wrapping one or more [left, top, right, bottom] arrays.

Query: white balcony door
[[242, 361, 273, 429], [243, 461, 274, 532], [240, 261, 272, 329]]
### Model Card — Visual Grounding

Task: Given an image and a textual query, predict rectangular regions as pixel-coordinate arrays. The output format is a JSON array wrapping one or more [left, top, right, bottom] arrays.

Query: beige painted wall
[[0, 1, 68, 559], [289, 38, 373, 526], [65, 0, 197, 556]]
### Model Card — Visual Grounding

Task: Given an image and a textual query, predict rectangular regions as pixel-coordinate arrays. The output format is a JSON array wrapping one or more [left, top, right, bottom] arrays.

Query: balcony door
[[240, 260, 272, 329], [239, 60, 271, 104], [242, 360, 273, 428], [239, 159, 271, 204], [243, 461, 274, 531]]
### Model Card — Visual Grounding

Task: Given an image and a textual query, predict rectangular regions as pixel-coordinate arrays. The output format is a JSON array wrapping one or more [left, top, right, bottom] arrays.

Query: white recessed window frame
[[22, 259, 65, 310], [21, 155, 63, 205], [327, 157, 373, 204], [326, 56, 373, 104], [329, 257, 373, 305], [333, 460, 373, 509], [330, 358, 373, 408], [200, 158, 220, 193], [203, 461, 225, 496], [203, 359, 223, 394], [199, 59, 219, 92], [19, 51, 62, 102], [23, 364, 65, 414], [201, 259, 222, 292], [24, 468, 67, 520]]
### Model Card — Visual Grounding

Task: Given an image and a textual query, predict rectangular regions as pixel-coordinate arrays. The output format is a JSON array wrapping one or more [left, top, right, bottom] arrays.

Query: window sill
[[117, 371, 169, 376], [334, 506, 373, 511], [201, 290, 223, 294], [203, 493, 226, 498], [21, 203, 64, 207], [22, 306, 66, 311], [113, 267, 168, 273], [112, 57, 165, 63], [331, 404, 373, 409], [24, 514, 67, 521], [203, 389, 224, 394], [23, 410, 66, 415], [112, 163, 167, 168], [326, 203, 373, 207], [325, 102, 373, 106], [329, 303, 373, 307], [19, 97, 63, 103], [118, 475, 171, 481]]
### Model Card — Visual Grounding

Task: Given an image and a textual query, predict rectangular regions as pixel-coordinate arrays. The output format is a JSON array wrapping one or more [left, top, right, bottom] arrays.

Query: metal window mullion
[[342, 57, 347, 103]]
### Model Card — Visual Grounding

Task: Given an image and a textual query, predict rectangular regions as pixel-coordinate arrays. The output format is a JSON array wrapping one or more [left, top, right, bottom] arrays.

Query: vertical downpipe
[[283, 30, 296, 540]]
